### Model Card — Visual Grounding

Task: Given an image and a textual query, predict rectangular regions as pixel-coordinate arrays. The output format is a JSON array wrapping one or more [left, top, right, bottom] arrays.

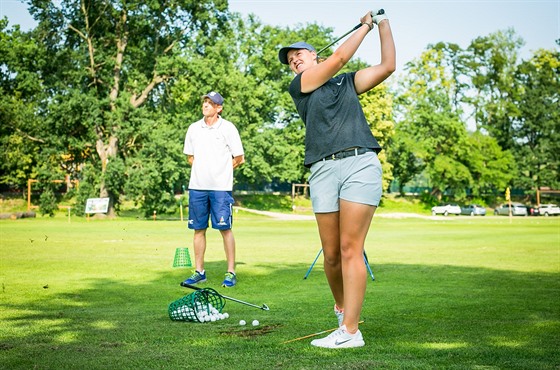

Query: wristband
[[362, 22, 373, 31]]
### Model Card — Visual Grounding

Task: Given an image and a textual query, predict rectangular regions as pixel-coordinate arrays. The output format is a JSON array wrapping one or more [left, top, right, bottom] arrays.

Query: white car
[[431, 204, 461, 216], [494, 203, 528, 216], [460, 204, 487, 216], [538, 204, 560, 216]]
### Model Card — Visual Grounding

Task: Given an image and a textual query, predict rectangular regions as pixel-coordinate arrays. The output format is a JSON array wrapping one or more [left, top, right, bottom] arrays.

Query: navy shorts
[[188, 190, 234, 230]]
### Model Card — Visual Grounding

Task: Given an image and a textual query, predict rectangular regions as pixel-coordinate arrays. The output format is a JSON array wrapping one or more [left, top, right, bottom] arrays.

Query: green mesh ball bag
[[168, 288, 225, 322]]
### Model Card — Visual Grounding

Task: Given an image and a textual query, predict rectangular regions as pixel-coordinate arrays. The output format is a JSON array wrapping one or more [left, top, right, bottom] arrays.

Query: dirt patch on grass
[[220, 324, 281, 338]]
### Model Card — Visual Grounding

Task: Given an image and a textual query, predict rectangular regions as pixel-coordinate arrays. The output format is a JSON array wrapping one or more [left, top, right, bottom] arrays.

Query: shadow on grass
[[1, 262, 559, 369]]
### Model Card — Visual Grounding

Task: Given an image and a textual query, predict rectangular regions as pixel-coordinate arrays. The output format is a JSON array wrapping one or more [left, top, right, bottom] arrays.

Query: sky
[[1, 0, 559, 73]]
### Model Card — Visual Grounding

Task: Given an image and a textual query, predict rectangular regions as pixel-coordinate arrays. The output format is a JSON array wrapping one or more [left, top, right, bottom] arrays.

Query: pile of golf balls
[[171, 303, 229, 323], [171, 305, 194, 319], [196, 309, 229, 322]]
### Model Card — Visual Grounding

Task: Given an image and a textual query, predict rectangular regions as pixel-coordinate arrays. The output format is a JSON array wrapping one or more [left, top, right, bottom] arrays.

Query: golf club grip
[[352, 8, 385, 34]]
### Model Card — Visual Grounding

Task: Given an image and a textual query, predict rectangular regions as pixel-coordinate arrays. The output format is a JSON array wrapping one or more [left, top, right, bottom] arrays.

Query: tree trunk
[[96, 135, 118, 217], [74, 4, 172, 218]]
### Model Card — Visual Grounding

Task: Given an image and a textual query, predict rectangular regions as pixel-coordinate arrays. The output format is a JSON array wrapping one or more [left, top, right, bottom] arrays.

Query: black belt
[[322, 147, 374, 161]]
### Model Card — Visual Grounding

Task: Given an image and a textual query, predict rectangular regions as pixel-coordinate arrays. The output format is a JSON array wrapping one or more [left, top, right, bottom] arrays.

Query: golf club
[[303, 249, 375, 281], [282, 320, 365, 344], [317, 9, 385, 56], [180, 282, 270, 311]]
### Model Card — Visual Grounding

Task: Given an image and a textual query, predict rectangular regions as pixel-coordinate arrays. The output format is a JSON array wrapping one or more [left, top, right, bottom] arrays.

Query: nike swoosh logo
[[335, 338, 352, 345], [336, 77, 345, 86]]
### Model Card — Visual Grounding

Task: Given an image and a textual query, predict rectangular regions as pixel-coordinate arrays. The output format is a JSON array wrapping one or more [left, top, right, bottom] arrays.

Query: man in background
[[182, 91, 244, 287]]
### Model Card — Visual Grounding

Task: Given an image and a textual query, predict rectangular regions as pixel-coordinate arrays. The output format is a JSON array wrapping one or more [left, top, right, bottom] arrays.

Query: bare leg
[[220, 229, 236, 273], [193, 229, 207, 272], [315, 212, 344, 308], [339, 199, 376, 333]]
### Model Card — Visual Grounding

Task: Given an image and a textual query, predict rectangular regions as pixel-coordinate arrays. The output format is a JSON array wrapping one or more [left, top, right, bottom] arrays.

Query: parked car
[[526, 205, 540, 216], [431, 204, 461, 216], [494, 203, 528, 216], [460, 204, 486, 216], [538, 204, 560, 216]]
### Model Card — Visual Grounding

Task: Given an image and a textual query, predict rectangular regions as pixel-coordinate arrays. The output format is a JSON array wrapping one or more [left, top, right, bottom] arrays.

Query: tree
[[360, 83, 395, 191], [465, 131, 515, 196], [386, 134, 424, 195], [392, 47, 472, 199], [512, 48, 560, 191], [465, 29, 524, 148], [0, 20, 46, 190], [23, 0, 229, 216], [392, 39, 518, 201]]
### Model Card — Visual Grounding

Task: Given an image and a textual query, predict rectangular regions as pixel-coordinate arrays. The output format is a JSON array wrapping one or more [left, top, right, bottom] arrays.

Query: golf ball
[[252, 320, 259, 326], [223, 313, 229, 319], [210, 315, 217, 322], [239, 320, 246, 326]]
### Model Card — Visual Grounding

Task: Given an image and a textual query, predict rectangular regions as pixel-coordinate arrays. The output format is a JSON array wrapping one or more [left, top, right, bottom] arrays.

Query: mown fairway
[[1, 212, 559, 369]]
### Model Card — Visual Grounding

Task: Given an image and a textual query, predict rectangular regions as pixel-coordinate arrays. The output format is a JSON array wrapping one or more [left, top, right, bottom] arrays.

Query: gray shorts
[[308, 151, 382, 213]]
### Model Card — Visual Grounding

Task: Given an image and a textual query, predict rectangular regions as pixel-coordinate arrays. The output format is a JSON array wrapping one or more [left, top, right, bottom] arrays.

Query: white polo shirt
[[183, 117, 244, 191]]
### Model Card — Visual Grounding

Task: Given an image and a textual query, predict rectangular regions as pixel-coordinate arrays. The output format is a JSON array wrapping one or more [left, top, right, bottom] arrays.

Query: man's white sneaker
[[334, 305, 344, 327], [310, 325, 365, 348]]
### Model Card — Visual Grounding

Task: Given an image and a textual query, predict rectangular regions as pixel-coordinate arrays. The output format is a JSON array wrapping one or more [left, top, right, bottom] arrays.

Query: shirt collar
[[200, 116, 222, 129]]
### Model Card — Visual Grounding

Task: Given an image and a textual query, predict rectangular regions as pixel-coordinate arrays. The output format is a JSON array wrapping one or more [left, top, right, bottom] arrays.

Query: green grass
[[378, 195, 432, 214], [0, 192, 441, 217], [1, 213, 559, 369]]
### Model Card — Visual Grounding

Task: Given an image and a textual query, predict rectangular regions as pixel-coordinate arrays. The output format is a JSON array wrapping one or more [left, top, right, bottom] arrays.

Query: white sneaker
[[310, 325, 365, 348], [334, 305, 344, 327]]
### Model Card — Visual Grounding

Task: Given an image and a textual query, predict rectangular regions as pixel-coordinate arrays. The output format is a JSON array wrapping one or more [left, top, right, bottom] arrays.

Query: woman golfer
[[278, 9, 395, 348]]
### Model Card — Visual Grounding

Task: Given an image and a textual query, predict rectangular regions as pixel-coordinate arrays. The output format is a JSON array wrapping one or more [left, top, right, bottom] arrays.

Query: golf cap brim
[[201, 91, 224, 105], [278, 41, 316, 65]]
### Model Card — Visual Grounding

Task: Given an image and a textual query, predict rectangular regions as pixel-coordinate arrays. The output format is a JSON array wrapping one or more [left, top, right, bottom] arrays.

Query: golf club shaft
[[220, 294, 269, 311], [303, 248, 323, 279], [317, 24, 361, 55], [316, 9, 385, 55], [282, 320, 365, 344], [181, 282, 270, 311]]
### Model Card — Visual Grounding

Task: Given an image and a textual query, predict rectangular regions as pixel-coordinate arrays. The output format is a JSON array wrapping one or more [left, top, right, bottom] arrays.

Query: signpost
[[506, 187, 512, 223]]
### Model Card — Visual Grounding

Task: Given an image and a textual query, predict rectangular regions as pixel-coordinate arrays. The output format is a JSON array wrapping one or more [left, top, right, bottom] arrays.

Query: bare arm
[[354, 19, 396, 94], [300, 11, 374, 93], [232, 155, 245, 169]]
